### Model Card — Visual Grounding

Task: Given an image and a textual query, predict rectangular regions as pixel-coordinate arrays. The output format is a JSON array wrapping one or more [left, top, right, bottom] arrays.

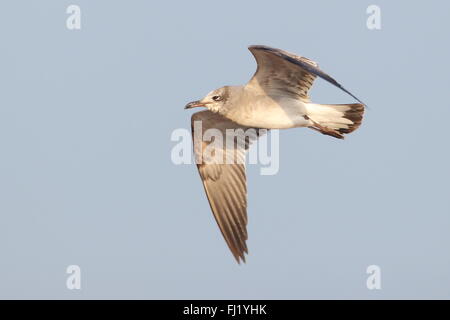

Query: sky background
[[0, 0, 449, 299]]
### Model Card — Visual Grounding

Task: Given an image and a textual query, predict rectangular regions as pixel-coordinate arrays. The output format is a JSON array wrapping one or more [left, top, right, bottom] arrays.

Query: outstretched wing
[[246, 45, 365, 104], [191, 110, 265, 263]]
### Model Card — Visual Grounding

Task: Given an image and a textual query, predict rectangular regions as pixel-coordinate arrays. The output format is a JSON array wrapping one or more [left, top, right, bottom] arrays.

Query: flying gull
[[184, 45, 365, 263]]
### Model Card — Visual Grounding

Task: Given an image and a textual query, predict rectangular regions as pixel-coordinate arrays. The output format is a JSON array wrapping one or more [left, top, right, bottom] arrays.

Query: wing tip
[[248, 44, 277, 53], [230, 242, 248, 264], [233, 252, 247, 264]]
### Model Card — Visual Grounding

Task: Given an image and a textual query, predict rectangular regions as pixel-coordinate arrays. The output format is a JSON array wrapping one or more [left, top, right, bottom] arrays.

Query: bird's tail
[[306, 103, 365, 139]]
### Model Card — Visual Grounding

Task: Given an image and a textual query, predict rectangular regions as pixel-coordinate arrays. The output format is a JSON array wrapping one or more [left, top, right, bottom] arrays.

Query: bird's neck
[[217, 86, 245, 116]]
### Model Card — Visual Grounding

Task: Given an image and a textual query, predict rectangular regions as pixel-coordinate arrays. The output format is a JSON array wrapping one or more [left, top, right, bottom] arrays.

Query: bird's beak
[[184, 100, 206, 109]]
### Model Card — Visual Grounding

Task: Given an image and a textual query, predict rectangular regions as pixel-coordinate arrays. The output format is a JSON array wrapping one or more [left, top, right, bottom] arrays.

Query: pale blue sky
[[0, 0, 449, 299]]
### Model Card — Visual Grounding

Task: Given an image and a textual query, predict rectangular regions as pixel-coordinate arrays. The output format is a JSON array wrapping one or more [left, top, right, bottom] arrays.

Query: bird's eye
[[212, 95, 222, 101]]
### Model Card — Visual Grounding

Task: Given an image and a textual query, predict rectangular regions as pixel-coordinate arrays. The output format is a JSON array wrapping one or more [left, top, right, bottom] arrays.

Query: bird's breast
[[227, 97, 310, 129]]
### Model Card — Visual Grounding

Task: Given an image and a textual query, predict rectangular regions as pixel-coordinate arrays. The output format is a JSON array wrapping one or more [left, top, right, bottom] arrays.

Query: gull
[[184, 45, 365, 263]]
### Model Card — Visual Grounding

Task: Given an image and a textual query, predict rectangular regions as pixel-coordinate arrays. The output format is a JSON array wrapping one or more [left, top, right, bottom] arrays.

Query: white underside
[[226, 96, 311, 129], [225, 96, 355, 132]]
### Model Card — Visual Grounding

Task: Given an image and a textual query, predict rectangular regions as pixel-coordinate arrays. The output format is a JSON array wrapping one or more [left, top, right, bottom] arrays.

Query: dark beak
[[184, 100, 206, 109]]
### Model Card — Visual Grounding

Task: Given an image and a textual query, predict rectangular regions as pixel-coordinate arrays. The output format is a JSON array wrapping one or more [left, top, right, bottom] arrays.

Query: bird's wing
[[246, 45, 365, 104], [191, 110, 265, 263]]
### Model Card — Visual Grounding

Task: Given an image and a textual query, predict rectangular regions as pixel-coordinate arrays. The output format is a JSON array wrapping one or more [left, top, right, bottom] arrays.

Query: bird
[[184, 45, 365, 263]]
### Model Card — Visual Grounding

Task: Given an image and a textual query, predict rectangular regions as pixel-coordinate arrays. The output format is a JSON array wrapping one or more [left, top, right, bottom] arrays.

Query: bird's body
[[223, 91, 310, 129], [184, 45, 366, 263]]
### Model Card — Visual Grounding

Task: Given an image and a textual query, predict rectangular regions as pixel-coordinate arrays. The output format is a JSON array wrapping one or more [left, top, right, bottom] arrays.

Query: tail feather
[[306, 103, 364, 139]]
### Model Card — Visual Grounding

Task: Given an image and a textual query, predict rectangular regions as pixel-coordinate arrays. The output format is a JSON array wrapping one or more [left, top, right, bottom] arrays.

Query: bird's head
[[184, 86, 233, 113]]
